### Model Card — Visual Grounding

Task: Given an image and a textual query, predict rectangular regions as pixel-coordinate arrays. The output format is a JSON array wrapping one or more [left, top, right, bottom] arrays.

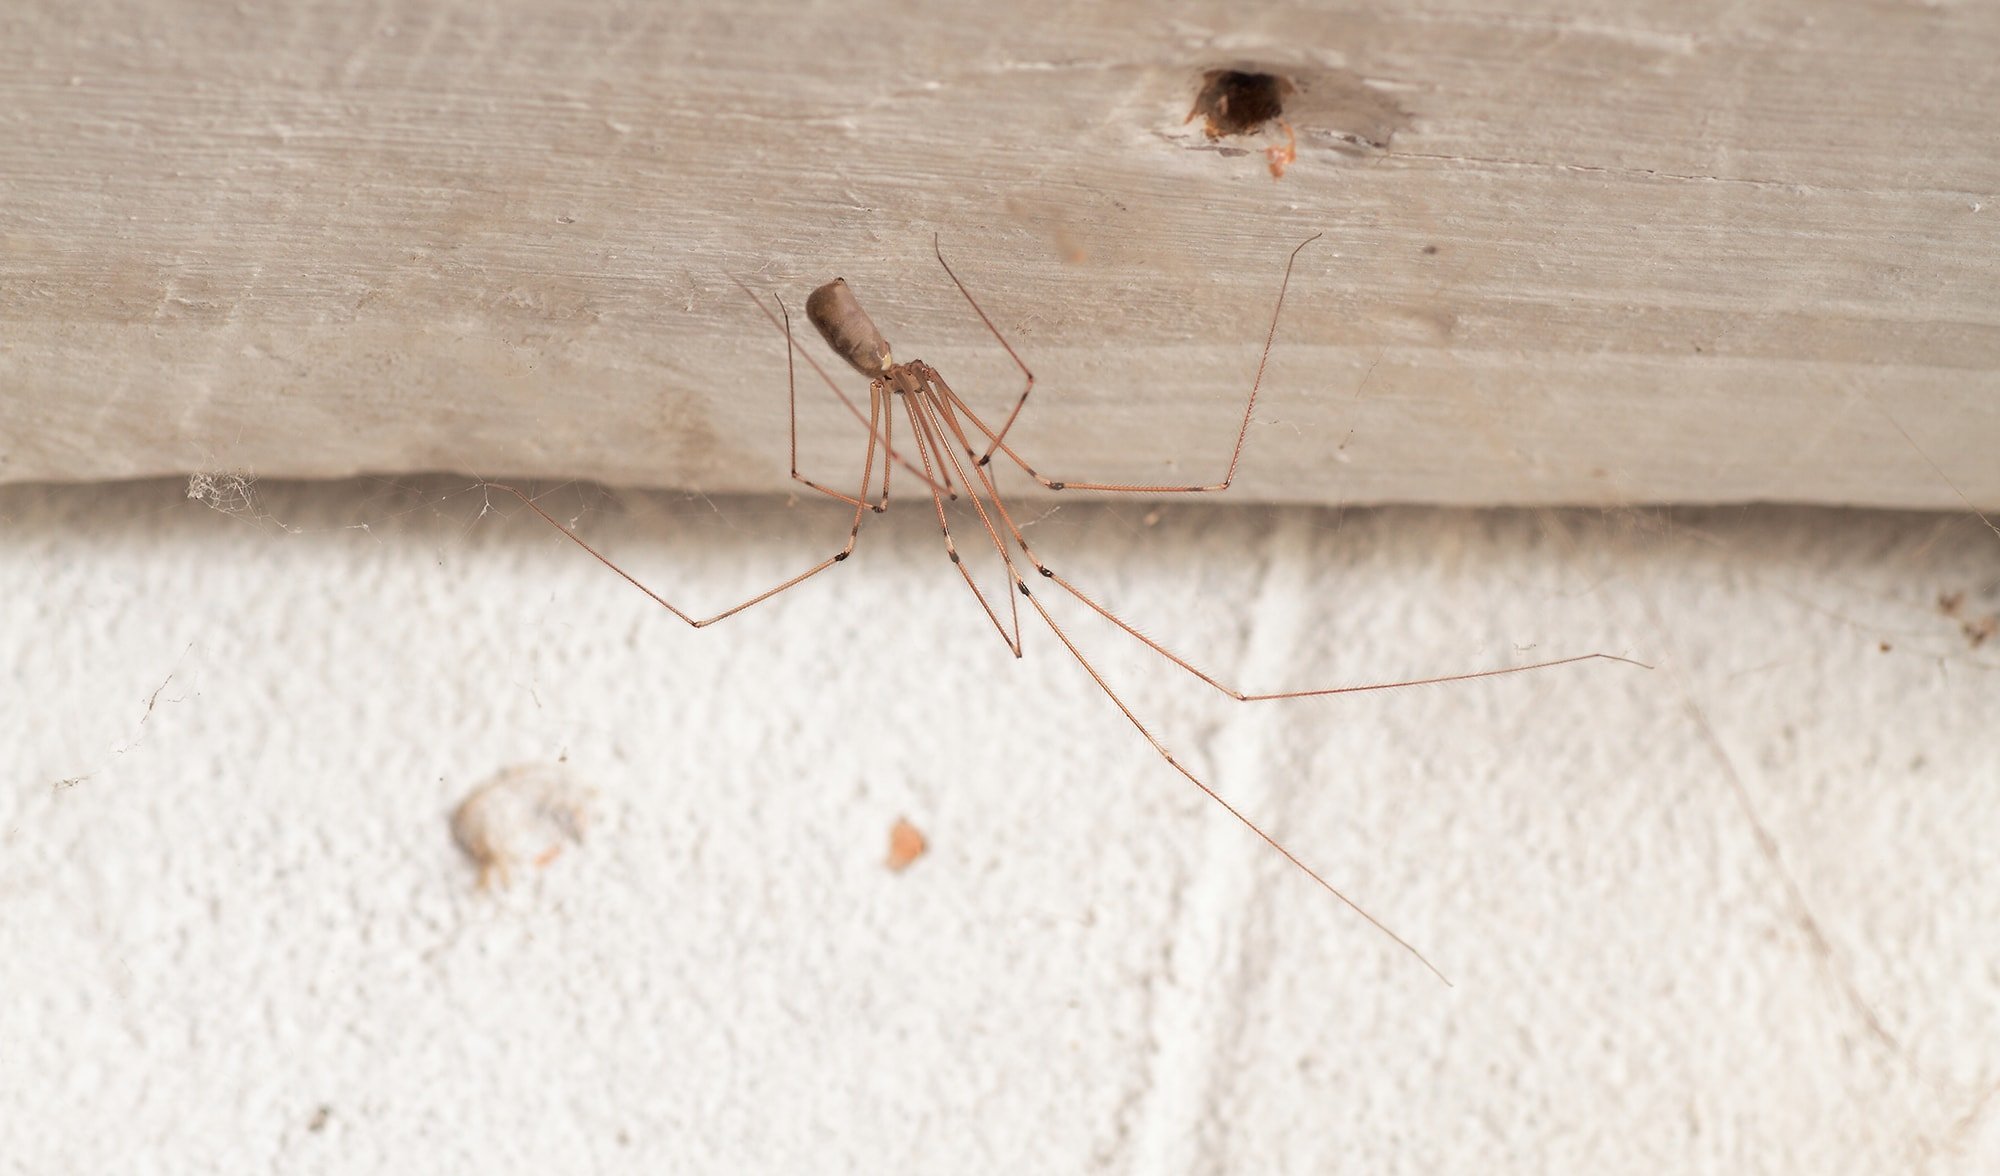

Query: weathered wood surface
[[3, 0, 1996, 507]]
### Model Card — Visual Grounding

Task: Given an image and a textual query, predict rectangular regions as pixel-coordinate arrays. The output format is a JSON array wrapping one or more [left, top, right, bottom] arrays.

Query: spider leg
[[932, 235, 1033, 465], [900, 387, 1024, 656], [484, 383, 885, 628], [945, 234, 1321, 494], [1013, 573, 1451, 985], [922, 374, 1647, 699], [927, 371, 1627, 984]]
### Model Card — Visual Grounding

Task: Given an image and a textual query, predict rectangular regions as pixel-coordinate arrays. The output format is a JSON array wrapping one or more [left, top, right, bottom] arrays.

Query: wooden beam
[[4, 0, 1995, 507]]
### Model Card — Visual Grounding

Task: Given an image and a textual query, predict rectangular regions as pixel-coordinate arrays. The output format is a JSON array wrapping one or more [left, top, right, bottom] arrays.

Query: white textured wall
[[6, 479, 1997, 1173]]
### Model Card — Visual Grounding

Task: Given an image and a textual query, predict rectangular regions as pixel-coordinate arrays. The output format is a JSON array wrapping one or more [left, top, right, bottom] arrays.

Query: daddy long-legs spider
[[493, 237, 1641, 984]]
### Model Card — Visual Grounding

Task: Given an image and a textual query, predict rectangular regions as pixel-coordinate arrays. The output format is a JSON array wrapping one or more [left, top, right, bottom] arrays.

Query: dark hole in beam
[[1188, 69, 1294, 138]]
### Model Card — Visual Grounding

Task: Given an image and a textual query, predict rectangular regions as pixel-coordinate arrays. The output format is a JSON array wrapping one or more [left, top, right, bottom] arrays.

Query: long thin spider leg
[[1870, 398, 2000, 541], [900, 392, 1023, 656], [731, 276, 948, 498], [1014, 578, 1451, 985], [873, 379, 894, 510], [1048, 569, 1648, 699], [931, 234, 1034, 465], [925, 379, 1649, 700], [484, 384, 885, 628], [915, 382, 1025, 655], [909, 386, 959, 500], [954, 234, 1321, 495]]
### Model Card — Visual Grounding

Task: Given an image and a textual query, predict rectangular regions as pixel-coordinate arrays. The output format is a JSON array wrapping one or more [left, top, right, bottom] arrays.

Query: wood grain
[[3, 0, 1995, 507]]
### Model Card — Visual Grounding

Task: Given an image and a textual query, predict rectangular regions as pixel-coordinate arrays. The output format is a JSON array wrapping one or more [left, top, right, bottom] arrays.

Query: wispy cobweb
[[186, 470, 265, 520]]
